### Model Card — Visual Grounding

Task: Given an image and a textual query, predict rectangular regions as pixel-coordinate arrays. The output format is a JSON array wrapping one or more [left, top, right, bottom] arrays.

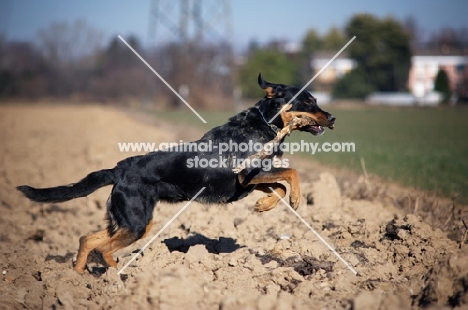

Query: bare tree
[[35, 20, 104, 96], [37, 19, 103, 65]]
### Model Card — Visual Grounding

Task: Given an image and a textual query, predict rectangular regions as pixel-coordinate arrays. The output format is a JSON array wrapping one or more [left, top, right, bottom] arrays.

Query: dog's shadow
[[162, 232, 243, 254]]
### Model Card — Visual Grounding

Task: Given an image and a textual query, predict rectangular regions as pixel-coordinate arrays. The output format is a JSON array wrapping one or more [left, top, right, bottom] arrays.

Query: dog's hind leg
[[96, 220, 154, 269], [253, 183, 286, 212], [74, 222, 153, 274], [73, 179, 158, 273], [74, 228, 113, 273]]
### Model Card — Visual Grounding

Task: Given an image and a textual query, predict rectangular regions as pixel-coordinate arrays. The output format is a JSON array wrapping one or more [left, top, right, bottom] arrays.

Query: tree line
[[0, 20, 234, 108]]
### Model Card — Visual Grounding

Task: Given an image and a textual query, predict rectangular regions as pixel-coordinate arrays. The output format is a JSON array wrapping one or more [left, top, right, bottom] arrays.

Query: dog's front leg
[[238, 168, 301, 210]]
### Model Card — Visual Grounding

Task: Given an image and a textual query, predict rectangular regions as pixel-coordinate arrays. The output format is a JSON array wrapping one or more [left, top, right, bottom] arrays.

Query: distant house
[[309, 50, 468, 104], [408, 54, 468, 101]]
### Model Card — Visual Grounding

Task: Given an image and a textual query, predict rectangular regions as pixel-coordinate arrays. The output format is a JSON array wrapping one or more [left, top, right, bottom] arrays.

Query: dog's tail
[[17, 169, 115, 203]]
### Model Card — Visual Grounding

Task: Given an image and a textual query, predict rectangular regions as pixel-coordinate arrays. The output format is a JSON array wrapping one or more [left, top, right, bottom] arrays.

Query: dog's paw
[[73, 264, 86, 274], [254, 196, 278, 212]]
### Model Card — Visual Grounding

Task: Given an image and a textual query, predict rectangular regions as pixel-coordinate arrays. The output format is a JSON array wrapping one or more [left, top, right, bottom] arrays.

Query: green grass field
[[153, 106, 468, 203]]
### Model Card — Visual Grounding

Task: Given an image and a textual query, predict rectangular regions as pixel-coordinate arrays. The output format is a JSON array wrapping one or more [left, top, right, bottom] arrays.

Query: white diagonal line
[[118, 35, 207, 124], [268, 36, 356, 123], [117, 187, 206, 274], [269, 187, 358, 276]]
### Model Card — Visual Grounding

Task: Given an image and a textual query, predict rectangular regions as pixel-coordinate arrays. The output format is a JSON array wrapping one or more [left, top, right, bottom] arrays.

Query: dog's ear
[[258, 73, 277, 98]]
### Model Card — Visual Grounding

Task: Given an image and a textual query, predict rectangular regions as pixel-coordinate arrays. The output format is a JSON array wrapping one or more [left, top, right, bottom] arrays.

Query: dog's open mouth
[[302, 124, 325, 136], [300, 121, 334, 136]]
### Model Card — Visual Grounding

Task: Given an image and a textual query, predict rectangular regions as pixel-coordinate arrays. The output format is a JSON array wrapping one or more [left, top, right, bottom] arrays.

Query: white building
[[408, 55, 468, 99]]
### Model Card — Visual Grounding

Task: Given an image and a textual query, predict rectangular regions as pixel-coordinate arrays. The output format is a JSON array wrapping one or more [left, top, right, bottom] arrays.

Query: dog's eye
[[305, 97, 316, 105]]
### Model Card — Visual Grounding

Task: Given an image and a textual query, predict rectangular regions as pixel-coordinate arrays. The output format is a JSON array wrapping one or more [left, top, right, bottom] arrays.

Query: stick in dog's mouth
[[233, 114, 330, 173]]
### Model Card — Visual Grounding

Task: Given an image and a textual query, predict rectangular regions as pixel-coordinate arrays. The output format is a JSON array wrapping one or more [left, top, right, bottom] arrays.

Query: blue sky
[[1, 0, 467, 47]]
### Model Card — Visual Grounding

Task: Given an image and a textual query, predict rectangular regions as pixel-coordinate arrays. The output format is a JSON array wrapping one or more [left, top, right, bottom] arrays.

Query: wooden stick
[[232, 115, 316, 174]]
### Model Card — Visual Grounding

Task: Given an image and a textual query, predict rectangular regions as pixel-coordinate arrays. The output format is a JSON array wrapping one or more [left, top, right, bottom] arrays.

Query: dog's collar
[[257, 107, 280, 134]]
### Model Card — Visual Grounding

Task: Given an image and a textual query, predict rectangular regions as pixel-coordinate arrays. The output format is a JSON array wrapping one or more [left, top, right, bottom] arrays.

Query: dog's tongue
[[306, 125, 324, 135]]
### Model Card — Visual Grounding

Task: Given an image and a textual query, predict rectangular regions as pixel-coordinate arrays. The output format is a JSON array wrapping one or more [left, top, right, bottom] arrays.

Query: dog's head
[[256, 74, 335, 136]]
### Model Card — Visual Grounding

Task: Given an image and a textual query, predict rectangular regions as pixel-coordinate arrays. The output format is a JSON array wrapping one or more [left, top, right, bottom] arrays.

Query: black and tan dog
[[17, 74, 335, 273]]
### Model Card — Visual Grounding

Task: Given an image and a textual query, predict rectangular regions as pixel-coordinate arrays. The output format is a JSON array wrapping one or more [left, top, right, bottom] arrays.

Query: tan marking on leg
[[74, 229, 110, 274], [75, 226, 144, 273], [96, 229, 139, 269], [95, 221, 153, 270], [141, 221, 154, 239]]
